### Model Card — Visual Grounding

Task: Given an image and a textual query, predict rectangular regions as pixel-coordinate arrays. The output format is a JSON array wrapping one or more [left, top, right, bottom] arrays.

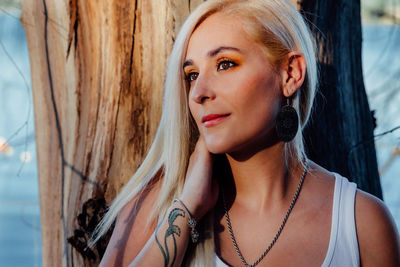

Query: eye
[[186, 72, 199, 83], [217, 60, 237, 71]]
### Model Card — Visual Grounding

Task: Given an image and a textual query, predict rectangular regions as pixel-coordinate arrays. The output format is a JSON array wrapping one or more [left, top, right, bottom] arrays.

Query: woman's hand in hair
[[180, 135, 219, 221]]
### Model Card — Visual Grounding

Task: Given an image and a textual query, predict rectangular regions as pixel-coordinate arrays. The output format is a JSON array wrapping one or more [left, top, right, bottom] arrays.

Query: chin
[[204, 135, 250, 155], [204, 136, 234, 154], [204, 127, 279, 157]]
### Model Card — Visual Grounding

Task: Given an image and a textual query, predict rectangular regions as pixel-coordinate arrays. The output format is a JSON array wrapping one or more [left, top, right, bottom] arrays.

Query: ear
[[280, 51, 306, 98]]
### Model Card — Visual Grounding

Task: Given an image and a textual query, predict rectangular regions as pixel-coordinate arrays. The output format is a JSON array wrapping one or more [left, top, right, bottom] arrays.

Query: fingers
[[181, 134, 218, 219], [194, 135, 207, 152], [190, 135, 213, 163]]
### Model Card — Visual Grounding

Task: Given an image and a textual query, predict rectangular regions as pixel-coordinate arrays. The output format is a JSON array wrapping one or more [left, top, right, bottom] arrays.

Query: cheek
[[230, 70, 280, 116], [231, 76, 281, 140], [238, 97, 279, 133]]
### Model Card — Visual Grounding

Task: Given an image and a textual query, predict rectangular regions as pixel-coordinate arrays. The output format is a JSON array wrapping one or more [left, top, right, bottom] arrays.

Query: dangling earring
[[275, 96, 299, 142]]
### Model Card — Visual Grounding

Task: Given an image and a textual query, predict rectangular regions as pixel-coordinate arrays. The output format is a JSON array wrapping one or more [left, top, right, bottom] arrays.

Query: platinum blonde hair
[[91, 0, 317, 265]]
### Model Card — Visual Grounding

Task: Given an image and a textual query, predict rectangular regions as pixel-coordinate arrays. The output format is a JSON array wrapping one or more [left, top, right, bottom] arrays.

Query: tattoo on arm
[[155, 208, 185, 267]]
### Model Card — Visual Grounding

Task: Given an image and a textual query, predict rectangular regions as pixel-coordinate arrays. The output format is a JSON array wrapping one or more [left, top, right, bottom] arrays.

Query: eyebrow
[[183, 46, 241, 69]]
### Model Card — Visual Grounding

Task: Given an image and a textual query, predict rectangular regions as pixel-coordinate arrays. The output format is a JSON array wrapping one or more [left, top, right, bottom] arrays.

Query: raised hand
[[180, 135, 219, 221]]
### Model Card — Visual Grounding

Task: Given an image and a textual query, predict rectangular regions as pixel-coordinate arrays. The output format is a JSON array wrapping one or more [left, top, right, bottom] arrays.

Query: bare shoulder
[[304, 160, 336, 192], [100, 179, 162, 267], [355, 189, 400, 266], [305, 160, 400, 265], [298, 160, 336, 212]]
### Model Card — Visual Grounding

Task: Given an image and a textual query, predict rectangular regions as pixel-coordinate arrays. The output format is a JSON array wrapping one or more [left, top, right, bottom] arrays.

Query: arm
[[100, 184, 195, 267], [99, 181, 162, 267], [128, 200, 193, 267], [355, 189, 400, 266], [100, 136, 218, 266]]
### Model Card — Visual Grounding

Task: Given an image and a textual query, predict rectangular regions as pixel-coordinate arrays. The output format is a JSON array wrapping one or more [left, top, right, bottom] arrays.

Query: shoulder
[[305, 161, 400, 265], [302, 160, 336, 197], [355, 188, 400, 266], [100, 179, 162, 267]]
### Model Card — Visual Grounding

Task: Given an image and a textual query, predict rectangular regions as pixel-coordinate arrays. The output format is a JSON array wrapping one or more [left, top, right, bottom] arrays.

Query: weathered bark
[[21, 0, 381, 266], [21, 0, 203, 266], [300, 0, 382, 198]]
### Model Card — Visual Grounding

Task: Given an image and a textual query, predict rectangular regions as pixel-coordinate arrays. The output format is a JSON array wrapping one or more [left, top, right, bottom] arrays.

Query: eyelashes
[[186, 72, 199, 83], [185, 59, 238, 83], [217, 59, 237, 71]]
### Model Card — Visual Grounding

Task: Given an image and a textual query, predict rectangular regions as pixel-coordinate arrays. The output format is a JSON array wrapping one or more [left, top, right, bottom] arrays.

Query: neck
[[223, 142, 303, 214]]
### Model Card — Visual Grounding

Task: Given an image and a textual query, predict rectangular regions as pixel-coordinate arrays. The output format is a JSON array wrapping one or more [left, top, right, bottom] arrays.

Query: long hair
[[91, 0, 317, 265]]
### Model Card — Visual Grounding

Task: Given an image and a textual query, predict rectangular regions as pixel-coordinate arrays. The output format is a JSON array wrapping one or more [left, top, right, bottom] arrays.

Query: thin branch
[[0, 38, 32, 176], [347, 125, 400, 165], [0, 6, 35, 28]]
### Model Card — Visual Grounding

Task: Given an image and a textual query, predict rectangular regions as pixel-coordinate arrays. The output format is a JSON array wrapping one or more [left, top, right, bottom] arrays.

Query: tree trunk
[[300, 0, 382, 198], [21, 0, 381, 266], [21, 0, 204, 266]]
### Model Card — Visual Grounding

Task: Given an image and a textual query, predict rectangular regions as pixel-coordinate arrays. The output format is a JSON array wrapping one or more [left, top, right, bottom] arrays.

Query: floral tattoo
[[155, 208, 185, 267]]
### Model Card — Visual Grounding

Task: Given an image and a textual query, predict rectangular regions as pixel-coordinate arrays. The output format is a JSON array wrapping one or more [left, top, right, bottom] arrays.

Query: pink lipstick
[[202, 114, 230, 127]]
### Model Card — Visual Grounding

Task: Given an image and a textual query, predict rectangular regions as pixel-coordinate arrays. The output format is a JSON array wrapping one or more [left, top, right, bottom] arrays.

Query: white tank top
[[214, 172, 360, 267]]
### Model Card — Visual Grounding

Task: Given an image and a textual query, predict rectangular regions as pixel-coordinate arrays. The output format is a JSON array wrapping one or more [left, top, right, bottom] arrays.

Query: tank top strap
[[322, 172, 360, 267]]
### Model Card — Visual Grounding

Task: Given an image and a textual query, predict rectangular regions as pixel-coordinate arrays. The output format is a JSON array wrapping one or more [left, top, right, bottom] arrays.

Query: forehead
[[185, 12, 259, 59]]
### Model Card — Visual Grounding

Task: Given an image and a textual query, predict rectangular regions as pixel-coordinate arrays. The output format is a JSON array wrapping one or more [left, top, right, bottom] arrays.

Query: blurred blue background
[[0, 0, 399, 266], [0, 6, 41, 267]]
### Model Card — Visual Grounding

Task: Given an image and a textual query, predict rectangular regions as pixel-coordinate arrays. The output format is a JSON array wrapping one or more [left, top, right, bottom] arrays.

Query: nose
[[189, 73, 216, 104]]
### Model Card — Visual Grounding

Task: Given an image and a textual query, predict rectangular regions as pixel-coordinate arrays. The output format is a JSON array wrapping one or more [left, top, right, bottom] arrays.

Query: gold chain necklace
[[221, 163, 308, 267]]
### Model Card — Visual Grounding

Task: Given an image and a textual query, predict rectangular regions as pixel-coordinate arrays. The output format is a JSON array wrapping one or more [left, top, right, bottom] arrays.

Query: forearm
[[127, 200, 192, 267]]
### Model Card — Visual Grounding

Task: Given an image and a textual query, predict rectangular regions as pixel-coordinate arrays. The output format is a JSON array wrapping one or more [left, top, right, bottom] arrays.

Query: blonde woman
[[93, 0, 400, 266]]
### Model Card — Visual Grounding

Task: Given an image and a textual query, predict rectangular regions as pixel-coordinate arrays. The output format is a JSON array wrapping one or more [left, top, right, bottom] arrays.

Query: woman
[[93, 0, 400, 266]]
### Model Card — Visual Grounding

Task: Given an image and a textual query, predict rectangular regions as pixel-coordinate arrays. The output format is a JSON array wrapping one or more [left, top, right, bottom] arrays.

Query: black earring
[[275, 97, 299, 142]]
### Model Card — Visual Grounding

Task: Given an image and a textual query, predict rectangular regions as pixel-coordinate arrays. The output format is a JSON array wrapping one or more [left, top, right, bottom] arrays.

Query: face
[[184, 12, 282, 155]]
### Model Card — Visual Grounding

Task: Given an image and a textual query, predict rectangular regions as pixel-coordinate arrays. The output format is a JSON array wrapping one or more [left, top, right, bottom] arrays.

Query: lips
[[201, 113, 230, 127]]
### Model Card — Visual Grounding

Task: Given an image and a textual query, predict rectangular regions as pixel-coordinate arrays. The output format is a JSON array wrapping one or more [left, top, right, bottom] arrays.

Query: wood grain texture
[[21, 0, 200, 266]]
